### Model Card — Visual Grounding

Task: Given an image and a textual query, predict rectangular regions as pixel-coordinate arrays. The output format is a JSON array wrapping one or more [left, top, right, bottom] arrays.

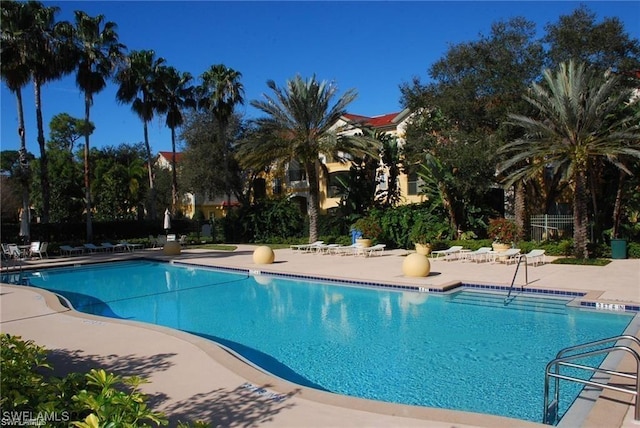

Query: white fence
[[530, 215, 573, 242]]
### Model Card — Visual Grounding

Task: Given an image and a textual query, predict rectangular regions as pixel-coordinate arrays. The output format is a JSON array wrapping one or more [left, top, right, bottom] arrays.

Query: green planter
[[611, 238, 627, 259]]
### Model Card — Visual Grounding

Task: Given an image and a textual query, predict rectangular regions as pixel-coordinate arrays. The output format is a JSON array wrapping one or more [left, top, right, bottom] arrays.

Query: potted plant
[[352, 216, 382, 248], [487, 217, 521, 251], [409, 221, 434, 255]]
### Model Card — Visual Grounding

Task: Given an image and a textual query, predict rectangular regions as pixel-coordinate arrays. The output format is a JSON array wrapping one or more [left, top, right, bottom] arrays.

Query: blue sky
[[2, 1, 639, 155]]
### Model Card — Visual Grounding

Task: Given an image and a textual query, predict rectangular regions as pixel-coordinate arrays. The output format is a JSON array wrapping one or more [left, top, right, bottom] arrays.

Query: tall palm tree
[[27, 2, 75, 224], [499, 61, 640, 258], [198, 64, 244, 212], [73, 10, 125, 242], [249, 74, 358, 242], [115, 49, 166, 220], [158, 66, 195, 212], [1, 0, 35, 241]]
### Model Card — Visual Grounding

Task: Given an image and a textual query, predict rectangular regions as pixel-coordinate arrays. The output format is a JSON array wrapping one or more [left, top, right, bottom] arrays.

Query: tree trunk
[[34, 79, 49, 223], [611, 170, 626, 239], [514, 181, 527, 240], [219, 121, 231, 215], [170, 127, 178, 213], [143, 121, 156, 220], [573, 169, 589, 258], [306, 160, 320, 243], [16, 88, 31, 242], [84, 93, 93, 242], [438, 182, 459, 235]]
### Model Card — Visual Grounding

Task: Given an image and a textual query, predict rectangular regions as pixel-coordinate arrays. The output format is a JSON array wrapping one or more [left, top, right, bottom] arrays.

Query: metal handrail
[[505, 254, 527, 303], [543, 335, 640, 425]]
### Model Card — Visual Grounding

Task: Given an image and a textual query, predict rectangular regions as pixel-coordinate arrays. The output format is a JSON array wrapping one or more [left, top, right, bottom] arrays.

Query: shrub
[[487, 218, 522, 244]]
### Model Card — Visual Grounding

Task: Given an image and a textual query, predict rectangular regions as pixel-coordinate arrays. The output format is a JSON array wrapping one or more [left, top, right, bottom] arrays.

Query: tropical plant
[[352, 216, 382, 240], [197, 64, 244, 212], [500, 61, 640, 258], [487, 217, 522, 244], [1, 0, 34, 240], [157, 66, 195, 212], [116, 49, 166, 220], [249, 74, 361, 242], [72, 10, 125, 241]]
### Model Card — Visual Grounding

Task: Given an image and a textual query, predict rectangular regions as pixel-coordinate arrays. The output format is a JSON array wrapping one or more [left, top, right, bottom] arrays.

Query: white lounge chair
[[494, 248, 522, 264], [335, 243, 364, 256], [524, 249, 546, 266], [84, 243, 107, 253], [60, 245, 84, 256], [31, 242, 48, 259], [362, 243, 386, 257], [463, 247, 492, 262], [315, 243, 340, 254], [290, 241, 323, 252], [430, 245, 464, 259]]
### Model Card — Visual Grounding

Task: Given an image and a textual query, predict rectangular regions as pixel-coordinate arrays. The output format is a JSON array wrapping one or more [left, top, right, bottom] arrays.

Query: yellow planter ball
[[253, 246, 275, 264], [402, 253, 431, 277]]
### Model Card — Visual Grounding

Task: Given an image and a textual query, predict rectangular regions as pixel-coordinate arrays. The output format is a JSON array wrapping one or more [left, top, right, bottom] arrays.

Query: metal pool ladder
[[504, 254, 527, 303], [543, 335, 640, 425]]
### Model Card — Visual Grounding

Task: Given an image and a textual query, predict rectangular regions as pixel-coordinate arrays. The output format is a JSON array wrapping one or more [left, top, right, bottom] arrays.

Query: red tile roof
[[342, 111, 404, 128], [158, 151, 183, 163]]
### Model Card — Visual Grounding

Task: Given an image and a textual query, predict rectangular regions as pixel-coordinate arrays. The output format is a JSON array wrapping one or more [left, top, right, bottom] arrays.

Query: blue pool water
[[21, 260, 634, 423]]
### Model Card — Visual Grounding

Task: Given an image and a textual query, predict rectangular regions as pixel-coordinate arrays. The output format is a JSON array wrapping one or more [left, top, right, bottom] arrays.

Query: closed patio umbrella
[[163, 209, 171, 234], [19, 209, 29, 242]]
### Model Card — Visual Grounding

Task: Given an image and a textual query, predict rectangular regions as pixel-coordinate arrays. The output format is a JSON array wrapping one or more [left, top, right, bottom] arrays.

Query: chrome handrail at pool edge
[[543, 335, 640, 425]]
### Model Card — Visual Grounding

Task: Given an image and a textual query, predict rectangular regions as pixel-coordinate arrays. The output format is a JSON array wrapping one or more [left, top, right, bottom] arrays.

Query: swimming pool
[[20, 260, 635, 424]]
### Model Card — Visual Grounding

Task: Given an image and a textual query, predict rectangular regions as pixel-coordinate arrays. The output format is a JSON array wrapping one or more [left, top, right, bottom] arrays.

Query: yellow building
[[156, 109, 426, 219]]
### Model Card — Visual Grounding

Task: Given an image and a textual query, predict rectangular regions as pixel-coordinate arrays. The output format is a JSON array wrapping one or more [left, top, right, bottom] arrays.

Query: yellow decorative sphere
[[402, 253, 431, 277], [253, 246, 275, 264], [162, 240, 181, 255]]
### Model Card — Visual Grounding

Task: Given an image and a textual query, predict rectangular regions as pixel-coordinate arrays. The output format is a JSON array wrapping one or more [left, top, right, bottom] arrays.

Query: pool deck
[[1, 245, 639, 427]]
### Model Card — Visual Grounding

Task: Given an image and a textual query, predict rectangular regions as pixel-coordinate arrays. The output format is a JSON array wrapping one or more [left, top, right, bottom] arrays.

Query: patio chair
[[315, 243, 340, 254], [524, 249, 546, 266], [84, 243, 107, 253], [31, 242, 48, 259], [335, 243, 364, 256], [60, 245, 84, 256], [7, 244, 23, 259], [362, 243, 386, 257], [29, 241, 41, 258], [101, 242, 122, 252], [463, 247, 492, 262], [290, 241, 323, 252], [430, 245, 464, 259], [494, 248, 521, 264]]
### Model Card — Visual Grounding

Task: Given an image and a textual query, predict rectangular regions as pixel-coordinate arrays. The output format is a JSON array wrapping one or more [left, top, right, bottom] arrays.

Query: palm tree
[[158, 66, 195, 212], [499, 61, 640, 258], [73, 10, 125, 241], [27, 2, 75, 224], [1, 0, 35, 241], [249, 74, 358, 242], [115, 50, 166, 220], [198, 64, 244, 212]]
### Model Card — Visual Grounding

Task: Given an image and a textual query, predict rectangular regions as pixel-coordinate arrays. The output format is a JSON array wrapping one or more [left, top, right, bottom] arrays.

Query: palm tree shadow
[[162, 383, 300, 427]]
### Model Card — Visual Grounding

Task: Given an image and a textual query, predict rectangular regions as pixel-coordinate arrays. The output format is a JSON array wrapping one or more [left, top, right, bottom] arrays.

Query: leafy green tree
[[401, 17, 543, 232], [72, 10, 125, 241], [92, 144, 147, 221], [197, 64, 244, 213], [116, 50, 166, 220], [157, 66, 195, 212], [249, 74, 360, 242], [543, 4, 640, 76], [48, 113, 95, 153], [1, 0, 34, 239], [499, 61, 640, 258]]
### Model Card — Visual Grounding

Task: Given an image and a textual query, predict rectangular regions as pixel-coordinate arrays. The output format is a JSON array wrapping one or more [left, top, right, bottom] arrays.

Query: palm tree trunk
[[306, 160, 320, 243], [143, 121, 157, 220], [573, 169, 589, 258], [611, 170, 626, 239], [170, 127, 178, 213], [514, 181, 527, 240], [34, 79, 49, 223], [16, 88, 31, 242], [219, 123, 231, 214], [84, 94, 93, 242]]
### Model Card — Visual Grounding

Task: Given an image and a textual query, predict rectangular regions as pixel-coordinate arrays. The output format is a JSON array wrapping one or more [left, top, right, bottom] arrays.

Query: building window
[[327, 171, 348, 198], [287, 160, 306, 182], [273, 178, 282, 195], [407, 172, 420, 195]]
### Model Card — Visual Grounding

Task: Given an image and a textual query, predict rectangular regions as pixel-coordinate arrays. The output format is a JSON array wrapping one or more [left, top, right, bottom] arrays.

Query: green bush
[[0, 334, 209, 427]]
